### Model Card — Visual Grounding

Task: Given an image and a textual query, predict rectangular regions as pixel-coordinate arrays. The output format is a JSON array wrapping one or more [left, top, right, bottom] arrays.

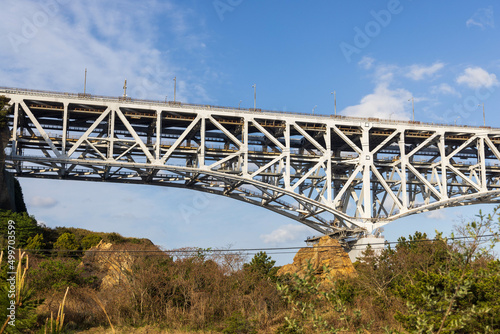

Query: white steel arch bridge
[[2, 87, 500, 255]]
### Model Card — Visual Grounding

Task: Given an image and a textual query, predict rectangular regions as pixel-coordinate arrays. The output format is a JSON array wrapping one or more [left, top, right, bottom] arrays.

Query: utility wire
[[11, 233, 498, 255]]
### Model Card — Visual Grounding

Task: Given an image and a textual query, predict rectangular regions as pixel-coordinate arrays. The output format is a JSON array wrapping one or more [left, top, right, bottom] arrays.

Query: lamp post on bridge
[[252, 84, 256, 110], [312, 105, 317, 115], [84, 68, 87, 95], [123, 79, 127, 99]]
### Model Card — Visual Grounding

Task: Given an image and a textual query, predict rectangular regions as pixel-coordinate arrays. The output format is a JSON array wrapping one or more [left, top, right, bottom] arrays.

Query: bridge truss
[[2, 87, 500, 245]]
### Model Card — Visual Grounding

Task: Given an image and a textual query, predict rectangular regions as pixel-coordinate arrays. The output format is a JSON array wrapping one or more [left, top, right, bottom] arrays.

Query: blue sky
[[1, 0, 499, 264]]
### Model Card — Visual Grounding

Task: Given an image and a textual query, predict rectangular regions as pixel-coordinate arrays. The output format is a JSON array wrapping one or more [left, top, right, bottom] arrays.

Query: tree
[[0, 210, 40, 248], [395, 207, 500, 333], [81, 233, 102, 250], [25, 233, 45, 251], [54, 232, 79, 251], [13, 177, 27, 213], [244, 251, 278, 280]]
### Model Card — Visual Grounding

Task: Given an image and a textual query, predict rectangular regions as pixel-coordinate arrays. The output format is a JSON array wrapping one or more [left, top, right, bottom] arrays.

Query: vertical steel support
[[361, 125, 371, 218], [199, 116, 206, 168], [62, 102, 68, 154], [156, 109, 162, 161], [242, 118, 248, 175], [325, 127, 332, 203], [479, 136, 487, 191], [399, 132, 408, 209], [439, 133, 448, 199], [11, 102, 19, 156], [284, 122, 291, 190], [108, 109, 115, 159]]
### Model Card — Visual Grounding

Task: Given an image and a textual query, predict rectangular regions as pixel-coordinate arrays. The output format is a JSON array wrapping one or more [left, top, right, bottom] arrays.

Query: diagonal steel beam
[[67, 107, 111, 157], [20, 101, 62, 158], [160, 115, 201, 164], [208, 116, 242, 147]]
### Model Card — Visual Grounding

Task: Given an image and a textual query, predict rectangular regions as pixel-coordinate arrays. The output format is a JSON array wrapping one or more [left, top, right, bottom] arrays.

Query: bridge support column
[[347, 235, 385, 262]]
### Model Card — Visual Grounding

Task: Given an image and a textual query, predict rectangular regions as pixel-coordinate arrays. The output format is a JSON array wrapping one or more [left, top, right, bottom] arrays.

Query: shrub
[[54, 232, 79, 251], [81, 234, 102, 250], [0, 210, 40, 248], [223, 312, 257, 334], [105, 232, 126, 244], [25, 233, 45, 252], [29, 258, 92, 292]]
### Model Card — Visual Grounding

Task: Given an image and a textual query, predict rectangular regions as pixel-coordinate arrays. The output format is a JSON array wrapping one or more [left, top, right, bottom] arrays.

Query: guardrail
[[0, 86, 496, 131]]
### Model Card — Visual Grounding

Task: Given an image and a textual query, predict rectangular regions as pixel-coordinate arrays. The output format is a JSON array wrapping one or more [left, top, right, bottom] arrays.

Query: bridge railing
[[0, 86, 496, 131]]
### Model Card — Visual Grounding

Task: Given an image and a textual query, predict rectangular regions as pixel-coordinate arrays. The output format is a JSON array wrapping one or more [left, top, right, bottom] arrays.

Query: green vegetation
[[0, 206, 499, 333], [53, 232, 80, 251], [81, 233, 102, 250], [244, 250, 278, 280], [0, 210, 39, 248]]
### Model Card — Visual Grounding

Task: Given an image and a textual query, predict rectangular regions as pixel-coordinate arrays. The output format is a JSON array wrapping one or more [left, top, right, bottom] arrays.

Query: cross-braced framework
[[2, 87, 500, 245]]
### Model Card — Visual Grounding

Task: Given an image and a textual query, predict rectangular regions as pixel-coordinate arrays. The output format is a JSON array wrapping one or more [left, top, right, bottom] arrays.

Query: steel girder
[[2, 87, 500, 240]]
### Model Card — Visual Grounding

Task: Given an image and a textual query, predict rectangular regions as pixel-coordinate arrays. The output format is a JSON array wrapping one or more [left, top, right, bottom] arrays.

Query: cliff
[[277, 236, 356, 280], [82, 239, 158, 290]]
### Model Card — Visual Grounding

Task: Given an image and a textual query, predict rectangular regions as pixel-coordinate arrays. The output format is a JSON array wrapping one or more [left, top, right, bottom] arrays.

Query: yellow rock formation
[[277, 236, 356, 280]]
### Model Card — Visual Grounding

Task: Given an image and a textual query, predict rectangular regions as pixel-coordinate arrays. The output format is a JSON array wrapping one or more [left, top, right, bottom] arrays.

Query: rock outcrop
[[82, 239, 156, 290], [277, 236, 356, 281]]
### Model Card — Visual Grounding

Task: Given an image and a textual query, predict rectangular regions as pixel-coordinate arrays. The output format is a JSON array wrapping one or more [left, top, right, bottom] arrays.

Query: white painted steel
[[2, 87, 500, 245]]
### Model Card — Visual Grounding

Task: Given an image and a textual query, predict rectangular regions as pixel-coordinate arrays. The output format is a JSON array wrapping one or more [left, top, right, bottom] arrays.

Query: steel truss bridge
[[2, 87, 500, 249]]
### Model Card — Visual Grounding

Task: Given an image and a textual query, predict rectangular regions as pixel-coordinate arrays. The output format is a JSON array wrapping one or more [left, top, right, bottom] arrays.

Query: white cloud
[[341, 62, 417, 120], [466, 6, 495, 29], [30, 196, 58, 208], [358, 56, 375, 70], [341, 82, 412, 120], [430, 83, 461, 97], [426, 210, 447, 220], [456, 67, 499, 89], [260, 224, 310, 244], [0, 0, 211, 103], [405, 62, 444, 81]]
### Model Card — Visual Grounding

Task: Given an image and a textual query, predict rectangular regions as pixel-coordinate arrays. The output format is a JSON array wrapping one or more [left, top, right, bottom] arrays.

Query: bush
[[105, 232, 126, 244], [244, 251, 278, 281], [25, 233, 45, 252], [0, 210, 40, 248], [54, 232, 79, 251], [81, 233, 102, 250], [29, 258, 93, 292], [223, 312, 257, 334]]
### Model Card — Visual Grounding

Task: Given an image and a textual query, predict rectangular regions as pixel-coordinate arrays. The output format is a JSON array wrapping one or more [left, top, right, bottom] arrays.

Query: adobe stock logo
[[442, 85, 496, 125], [8, 0, 70, 53], [339, 0, 405, 64], [213, 0, 244, 22]]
